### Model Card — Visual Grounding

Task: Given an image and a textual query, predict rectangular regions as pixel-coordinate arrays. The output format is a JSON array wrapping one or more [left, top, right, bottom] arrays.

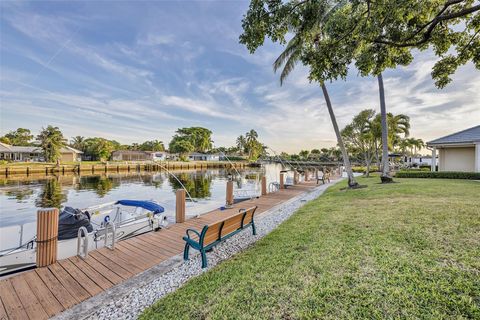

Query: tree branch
[[374, 2, 480, 48]]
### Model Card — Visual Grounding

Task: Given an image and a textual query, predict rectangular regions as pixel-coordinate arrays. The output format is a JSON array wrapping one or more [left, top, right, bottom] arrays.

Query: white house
[[188, 152, 220, 161], [404, 155, 437, 167], [427, 125, 480, 172]]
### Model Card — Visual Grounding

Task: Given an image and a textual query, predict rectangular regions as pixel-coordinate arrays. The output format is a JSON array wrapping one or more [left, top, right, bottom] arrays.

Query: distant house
[[427, 125, 480, 172], [111, 150, 171, 161], [0, 143, 82, 162], [187, 152, 220, 161], [404, 155, 437, 167]]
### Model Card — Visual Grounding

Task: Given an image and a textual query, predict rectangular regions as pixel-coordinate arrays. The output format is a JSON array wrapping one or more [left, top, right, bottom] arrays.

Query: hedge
[[396, 171, 480, 180]]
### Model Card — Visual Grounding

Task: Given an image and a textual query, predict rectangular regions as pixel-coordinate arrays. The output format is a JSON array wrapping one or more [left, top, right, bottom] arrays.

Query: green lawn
[[140, 177, 480, 319]]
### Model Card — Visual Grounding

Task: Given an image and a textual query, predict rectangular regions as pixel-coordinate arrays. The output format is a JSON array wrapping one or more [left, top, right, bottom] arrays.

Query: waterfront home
[[0, 143, 82, 162], [427, 125, 480, 172], [111, 150, 173, 161], [404, 155, 436, 167], [188, 152, 220, 161]]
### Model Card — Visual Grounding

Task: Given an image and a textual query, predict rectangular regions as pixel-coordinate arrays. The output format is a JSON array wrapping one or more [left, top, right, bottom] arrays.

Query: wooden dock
[[0, 181, 321, 320]]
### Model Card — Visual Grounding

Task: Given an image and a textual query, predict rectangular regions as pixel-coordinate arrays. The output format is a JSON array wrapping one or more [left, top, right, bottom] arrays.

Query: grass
[[140, 176, 480, 319]]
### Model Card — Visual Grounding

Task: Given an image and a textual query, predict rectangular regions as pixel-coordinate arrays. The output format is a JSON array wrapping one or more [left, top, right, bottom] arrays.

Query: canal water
[[0, 163, 286, 251]]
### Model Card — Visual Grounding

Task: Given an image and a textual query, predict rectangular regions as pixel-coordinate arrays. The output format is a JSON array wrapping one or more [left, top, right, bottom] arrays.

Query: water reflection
[[35, 178, 67, 208], [168, 172, 213, 198], [0, 164, 286, 227]]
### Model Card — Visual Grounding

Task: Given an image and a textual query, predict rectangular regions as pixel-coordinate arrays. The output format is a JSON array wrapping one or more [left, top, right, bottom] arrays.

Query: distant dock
[[0, 161, 249, 177]]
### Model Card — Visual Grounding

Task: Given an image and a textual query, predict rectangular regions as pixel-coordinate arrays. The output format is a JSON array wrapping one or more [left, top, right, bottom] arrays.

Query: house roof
[[0, 143, 83, 154], [427, 125, 480, 146]]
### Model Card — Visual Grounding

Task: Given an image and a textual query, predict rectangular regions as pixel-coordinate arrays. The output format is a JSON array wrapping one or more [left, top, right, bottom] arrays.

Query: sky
[[1, 1, 479, 154]]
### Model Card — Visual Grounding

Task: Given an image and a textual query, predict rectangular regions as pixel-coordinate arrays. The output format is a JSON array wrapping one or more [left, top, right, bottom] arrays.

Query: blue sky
[[1, 1, 479, 153]]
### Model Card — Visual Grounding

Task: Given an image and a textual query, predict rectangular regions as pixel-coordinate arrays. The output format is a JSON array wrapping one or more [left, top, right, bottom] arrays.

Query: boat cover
[[115, 200, 165, 214], [58, 207, 94, 240]]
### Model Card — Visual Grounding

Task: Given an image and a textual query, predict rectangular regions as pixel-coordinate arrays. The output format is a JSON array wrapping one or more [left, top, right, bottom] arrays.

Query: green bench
[[183, 206, 258, 268]]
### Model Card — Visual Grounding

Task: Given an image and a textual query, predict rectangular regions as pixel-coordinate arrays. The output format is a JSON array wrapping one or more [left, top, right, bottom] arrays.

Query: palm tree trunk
[[321, 83, 358, 188], [377, 73, 393, 183]]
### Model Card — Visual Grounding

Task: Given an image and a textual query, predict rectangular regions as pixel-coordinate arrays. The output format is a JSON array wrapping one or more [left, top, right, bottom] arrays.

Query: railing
[[77, 227, 89, 259]]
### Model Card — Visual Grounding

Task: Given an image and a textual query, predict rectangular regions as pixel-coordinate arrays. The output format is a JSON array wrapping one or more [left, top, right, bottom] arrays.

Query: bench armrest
[[185, 228, 201, 239]]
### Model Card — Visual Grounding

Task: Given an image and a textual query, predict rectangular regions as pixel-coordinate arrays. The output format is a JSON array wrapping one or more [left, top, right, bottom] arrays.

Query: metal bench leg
[[252, 222, 257, 236], [201, 249, 208, 268], [183, 243, 190, 261]]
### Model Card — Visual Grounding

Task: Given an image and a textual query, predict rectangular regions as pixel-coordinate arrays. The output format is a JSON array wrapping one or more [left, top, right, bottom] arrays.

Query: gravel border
[[53, 179, 343, 320]]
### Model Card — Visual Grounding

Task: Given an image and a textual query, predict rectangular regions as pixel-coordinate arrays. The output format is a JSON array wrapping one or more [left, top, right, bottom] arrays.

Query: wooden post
[[294, 171, 298, 185], [36, 208, 59, 267], [261, 176, 267, 196], [26, 166, 30, 175], [280, 173, 285, 189], [304, 169, 308, 181], [226, 180, 234, 206], [176, 189, 186, 223]]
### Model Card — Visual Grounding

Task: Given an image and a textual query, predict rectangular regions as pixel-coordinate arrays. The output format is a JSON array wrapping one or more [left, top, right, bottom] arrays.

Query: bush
[[351, 165, 379, 173], [396, 171, 480, 180]]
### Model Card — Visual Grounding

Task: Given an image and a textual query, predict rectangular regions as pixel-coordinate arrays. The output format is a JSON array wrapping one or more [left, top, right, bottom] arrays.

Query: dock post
[[226, 180, 234, 206], [176, 189, 186, 223], [280, 173, 285, 189], [294, 171, 298, 184], [304, 169, 309, 182], [261, 176, 267, 196], [36, 208, 59, 267]]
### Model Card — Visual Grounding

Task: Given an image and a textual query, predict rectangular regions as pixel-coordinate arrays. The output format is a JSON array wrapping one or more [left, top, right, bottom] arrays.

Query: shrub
[[396, 171, 480, 180], [351, 165, 379, 173]]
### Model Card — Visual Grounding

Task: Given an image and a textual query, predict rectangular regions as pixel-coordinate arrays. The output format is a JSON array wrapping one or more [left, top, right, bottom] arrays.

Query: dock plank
[[35, 268, 77, 309], [10, 276, 49, 320], [88, 251, 133, 280], [0, 280, 29, 320], [57, 259, 103, 296], [68, 256, 114, 290], [0, 296, 7, 320], [47, 263, 91, 302], [22, 271, 64, 317]]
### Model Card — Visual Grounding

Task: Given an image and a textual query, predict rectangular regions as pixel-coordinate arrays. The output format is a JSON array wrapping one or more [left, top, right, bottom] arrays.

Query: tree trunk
[[321, 83, 358, 188], [365, 152, 371, 177], [377, 74, 393, 183]]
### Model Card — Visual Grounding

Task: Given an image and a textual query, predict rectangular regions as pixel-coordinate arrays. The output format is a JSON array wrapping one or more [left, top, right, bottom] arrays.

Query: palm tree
[[37, 126, 66, 163], [236, 135, 246, 155], [274, 35, 358, 187], [245, 129, 259, 160], [377, 74, 392, 182], [70, 136, 85, 151]]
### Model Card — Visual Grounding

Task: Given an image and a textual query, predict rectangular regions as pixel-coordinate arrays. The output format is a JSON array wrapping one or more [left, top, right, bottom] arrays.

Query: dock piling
[[36, 208, 59, 267], [261, 176, 267, 196], [176, 189, 186, 223], [226, 180, 234, 206], [280, 173, 285, 189]]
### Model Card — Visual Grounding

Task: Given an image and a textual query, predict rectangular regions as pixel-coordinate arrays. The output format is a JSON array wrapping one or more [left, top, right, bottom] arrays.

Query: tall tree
[[241, 0, 359, 187], [2, 128, 34, 146], [236, 135, 247, 155], [173, 127, 213, 153], [70, 136, 85, 151], [341, 109, 376, 176], [139, 140, 165, 152], [37, 126, 66, 163]]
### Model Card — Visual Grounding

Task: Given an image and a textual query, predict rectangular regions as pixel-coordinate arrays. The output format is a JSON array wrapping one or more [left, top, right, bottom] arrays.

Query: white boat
[[233, 174, 260, 202], [0, 200, 168, 276]]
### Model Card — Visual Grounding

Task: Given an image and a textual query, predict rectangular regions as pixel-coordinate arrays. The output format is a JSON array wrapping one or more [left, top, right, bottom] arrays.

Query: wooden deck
[[0, 181, 320, 320]]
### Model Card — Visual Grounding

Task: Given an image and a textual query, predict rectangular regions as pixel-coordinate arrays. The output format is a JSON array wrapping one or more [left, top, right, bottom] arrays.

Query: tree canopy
[[240, 0, 479, 87], [169, 127, 213, 154], [1, 128, 34, 146], [37, 126, 66, 163]]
